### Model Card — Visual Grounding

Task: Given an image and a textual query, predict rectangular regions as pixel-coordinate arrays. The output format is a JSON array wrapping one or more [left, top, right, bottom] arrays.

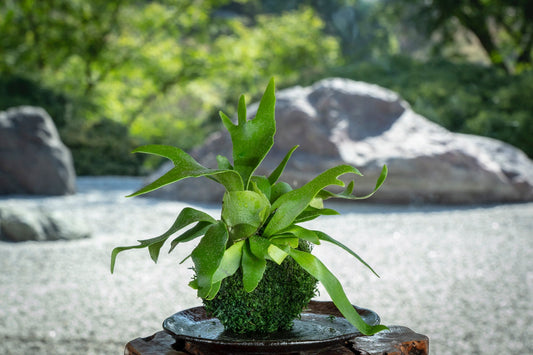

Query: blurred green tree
[[225, 0, 399, 60], [0, 0, 342, 174], [0, 0, 232, 124], [390, 0, 533, 73], [0, 0, 124, 95]]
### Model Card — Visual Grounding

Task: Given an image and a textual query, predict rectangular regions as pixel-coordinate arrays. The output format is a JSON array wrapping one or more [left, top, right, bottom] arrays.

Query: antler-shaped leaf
[[192, 221, 229, 298], [220, 77, 276, 189], [268, 145, 298, 185], [317, 165, 388, 201], [263, 165, 360, 237], [289, 249, 389, 336], [211, 240, 245, 285], [242, 239, 267, 292], [293, 206, 340, 224], [271, 225, 321, 245], [127, 145, 243, 197], [110, 207, 216, 273], [314, 230, 380, 278]]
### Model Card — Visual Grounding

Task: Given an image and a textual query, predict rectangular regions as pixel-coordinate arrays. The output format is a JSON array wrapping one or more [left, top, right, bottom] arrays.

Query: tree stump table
[[125, 326, 428, 355]]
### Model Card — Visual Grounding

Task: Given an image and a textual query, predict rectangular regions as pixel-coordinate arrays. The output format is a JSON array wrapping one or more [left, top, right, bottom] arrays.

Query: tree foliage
[[392, 0, 533, 73], [0, 0, 123, 94], [0, 0, 341, 174], [1, 0, 531, 175], [226, 0, 399, 60]]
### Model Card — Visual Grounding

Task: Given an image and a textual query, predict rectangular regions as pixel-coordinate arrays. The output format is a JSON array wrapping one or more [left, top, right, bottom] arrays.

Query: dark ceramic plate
[[163, 300, 380, 353]]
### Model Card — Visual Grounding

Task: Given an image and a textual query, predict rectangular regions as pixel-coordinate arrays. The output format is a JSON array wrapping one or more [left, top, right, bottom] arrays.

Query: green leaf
[[264, 165, 359, 237], [206, 281, 222, 300], [127, 145, 243, 197], [270, 236, 299, 248], [248, 235, 288, 264], [309, 197, 324, 209], [110, 244, 149, 274], [110, 207, 216, 273], [373, 165, 388, 194], [212, 240, 245, 284], [146, 208, 216, 261], [216, 155, 233, 170], [188, 279, 198, 290], [222, 190, 271, 240], [242, 240, 267, 292], [318, 165, 388, 201], [191, 222, 229, 298], [268, 145, 298, 185], [289, 249, 388, 336], [270, 181, 293, 203], [294, 207, 340, 224], [274, 225, 321, 245], [227, 224, 260, 242], [220, 78, 276, 189], [169, 221, 213, 253], [179, 253, 191, 265], [315, 231, 380, 278], [248, 235, 271, 259], [250, 176, 271, 200], [238, 94, 247, 126], [267, 243, 289, 264]]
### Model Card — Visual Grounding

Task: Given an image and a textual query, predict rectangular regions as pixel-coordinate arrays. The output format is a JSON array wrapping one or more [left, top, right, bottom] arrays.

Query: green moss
[[203, 241, 318, 334]]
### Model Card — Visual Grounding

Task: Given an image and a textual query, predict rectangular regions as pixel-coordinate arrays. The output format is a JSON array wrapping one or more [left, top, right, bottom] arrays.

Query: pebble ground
[[1, 177, 532, 354]]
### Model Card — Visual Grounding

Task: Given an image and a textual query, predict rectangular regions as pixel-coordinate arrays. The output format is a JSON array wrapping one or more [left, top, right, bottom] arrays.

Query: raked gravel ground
[[0, 177, 532, 354]]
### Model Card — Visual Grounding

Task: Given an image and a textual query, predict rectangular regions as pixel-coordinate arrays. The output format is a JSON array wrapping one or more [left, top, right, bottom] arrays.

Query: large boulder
[[145, 78, 533, 204], [0, 106, 76, 195]]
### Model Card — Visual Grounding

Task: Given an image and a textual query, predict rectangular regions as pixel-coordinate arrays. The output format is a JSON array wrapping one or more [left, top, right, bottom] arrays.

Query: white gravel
[[1, 176, 532, 354]]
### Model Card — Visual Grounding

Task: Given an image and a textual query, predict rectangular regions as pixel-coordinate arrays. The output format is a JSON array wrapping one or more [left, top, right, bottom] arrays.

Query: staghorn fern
[[110, 78, 388, 336]]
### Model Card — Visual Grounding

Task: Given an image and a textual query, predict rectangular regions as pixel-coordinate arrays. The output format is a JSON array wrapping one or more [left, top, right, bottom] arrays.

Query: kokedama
[[111, 78, 389, 336]]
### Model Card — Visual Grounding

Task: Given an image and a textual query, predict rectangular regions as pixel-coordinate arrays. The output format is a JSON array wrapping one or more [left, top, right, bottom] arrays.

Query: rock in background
[[0, 206, 90, 242], [0, 106, 76, 195], [145, 78, 533, 204]]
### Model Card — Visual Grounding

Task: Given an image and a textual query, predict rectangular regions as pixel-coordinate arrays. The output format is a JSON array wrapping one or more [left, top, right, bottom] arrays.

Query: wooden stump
[[125, 326, 428, 355]]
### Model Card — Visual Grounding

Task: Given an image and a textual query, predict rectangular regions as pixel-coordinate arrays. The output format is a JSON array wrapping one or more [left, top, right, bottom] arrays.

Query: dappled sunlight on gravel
[[1, 177, 532, 354]]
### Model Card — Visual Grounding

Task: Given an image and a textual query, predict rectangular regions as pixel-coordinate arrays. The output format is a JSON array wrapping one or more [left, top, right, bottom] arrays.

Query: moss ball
[[203, 242, 318, 334]]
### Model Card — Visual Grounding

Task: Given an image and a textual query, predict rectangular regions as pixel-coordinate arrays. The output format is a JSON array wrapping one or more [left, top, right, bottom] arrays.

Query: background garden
[[2, 2, 533, 354], [1, 0, 532, 175]]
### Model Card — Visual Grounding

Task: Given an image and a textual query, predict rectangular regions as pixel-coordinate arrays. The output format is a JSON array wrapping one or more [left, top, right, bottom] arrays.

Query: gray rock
[[0, 206, 90, 242], [0, 106, 76, 195], [144, 78, 533, 204]]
